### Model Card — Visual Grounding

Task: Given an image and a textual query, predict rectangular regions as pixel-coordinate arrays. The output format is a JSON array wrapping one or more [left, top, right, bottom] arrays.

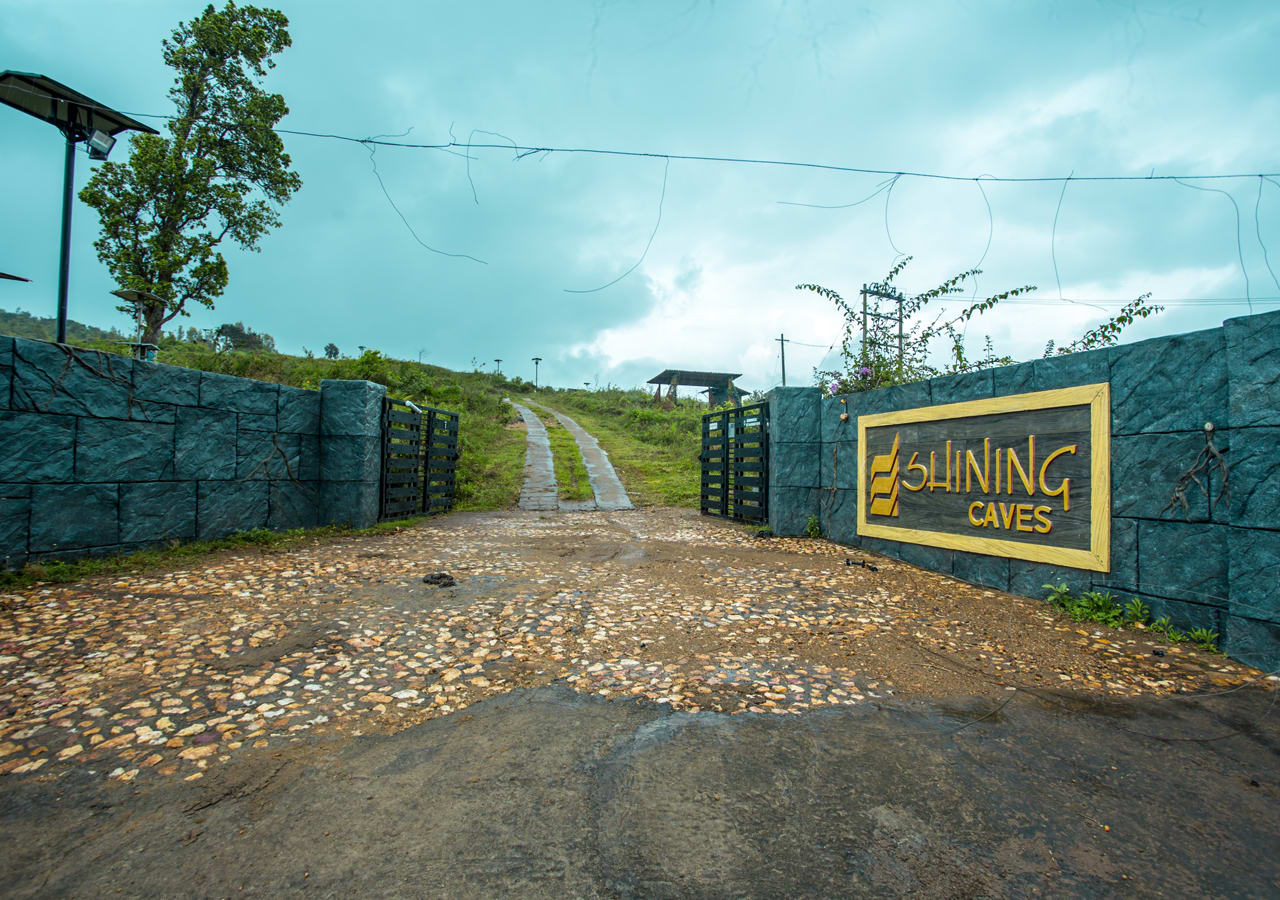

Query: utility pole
[[897, 294, 904, 381], [860, 285, 869, 358], [532, 357, 542, 389], [494, 358, 502, 374], [776, 332, 787, 386]]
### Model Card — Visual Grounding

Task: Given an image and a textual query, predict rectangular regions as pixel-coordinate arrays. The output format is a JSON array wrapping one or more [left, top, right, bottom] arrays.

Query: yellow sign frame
[[856, 383, 1111, 571]]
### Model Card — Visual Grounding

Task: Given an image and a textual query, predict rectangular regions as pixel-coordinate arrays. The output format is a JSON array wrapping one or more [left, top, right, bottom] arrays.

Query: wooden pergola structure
[[647, 369, 744, 407]]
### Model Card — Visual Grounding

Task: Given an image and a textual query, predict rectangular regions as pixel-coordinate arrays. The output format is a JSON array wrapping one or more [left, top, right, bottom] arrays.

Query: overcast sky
[[2, 1, 1278, 392]]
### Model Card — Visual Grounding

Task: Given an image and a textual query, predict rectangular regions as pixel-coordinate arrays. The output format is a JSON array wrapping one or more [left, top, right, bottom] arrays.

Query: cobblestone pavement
[[0, 508, 1271, 786]]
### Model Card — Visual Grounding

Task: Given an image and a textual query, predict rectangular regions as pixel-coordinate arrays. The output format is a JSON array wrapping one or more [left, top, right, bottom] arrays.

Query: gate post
[[763, 386, 821, 536], [319, 379, 387, 528]]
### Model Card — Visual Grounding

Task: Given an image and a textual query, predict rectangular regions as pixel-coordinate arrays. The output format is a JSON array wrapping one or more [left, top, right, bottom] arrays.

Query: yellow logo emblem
[[869, 433, 900, 517]]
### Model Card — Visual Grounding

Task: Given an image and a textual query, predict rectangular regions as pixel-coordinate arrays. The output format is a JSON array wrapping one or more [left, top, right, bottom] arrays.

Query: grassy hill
[[0, 307, 130, 345]]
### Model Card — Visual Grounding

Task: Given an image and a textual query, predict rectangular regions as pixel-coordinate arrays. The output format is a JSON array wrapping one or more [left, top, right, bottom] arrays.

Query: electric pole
[[776, 333, 787, 386], [532, 357, 542, 389]]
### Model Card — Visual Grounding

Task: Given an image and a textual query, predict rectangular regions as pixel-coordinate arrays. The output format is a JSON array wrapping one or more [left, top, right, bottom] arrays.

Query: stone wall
[[765, 308, 1280, 670], [0, 336, 387, 568]]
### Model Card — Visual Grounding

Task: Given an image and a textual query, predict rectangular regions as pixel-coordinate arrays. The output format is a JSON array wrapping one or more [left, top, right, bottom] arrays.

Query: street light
[[532, 357, 542, 389], [494, 358, 502, 374], [0, 71, 158, 344]]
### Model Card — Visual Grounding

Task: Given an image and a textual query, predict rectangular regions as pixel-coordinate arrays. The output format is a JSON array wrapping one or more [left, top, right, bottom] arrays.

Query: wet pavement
[[510, 401, 558, 510], [525, 399, 633, 511]]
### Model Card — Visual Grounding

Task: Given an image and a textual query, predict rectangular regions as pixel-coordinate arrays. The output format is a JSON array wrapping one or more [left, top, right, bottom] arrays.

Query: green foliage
[[213, 321, 276, 353], [1076, 591, 1124, 627], [802, 257, 1163, 396], [0, 308, 129, 345], [805, 514, 822, 539], [1187, 628, 1220, 652], [78, 1, 302, 343], [323, 342, 340, 360], [532, 406, 594, 502], [1043, 582, 1074, 608], [1124, 597, 1151, 625]]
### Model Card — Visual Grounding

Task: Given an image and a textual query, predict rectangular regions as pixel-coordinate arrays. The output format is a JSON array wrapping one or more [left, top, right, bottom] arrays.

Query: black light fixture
[[532, 357, 542, 389], [0, 71, 159, 344]]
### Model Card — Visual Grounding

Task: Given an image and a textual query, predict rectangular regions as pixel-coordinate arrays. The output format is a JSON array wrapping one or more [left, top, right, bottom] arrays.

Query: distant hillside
[[0, 307, 129, 345]]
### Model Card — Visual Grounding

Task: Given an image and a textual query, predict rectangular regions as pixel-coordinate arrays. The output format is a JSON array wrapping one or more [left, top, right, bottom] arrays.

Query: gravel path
[[0, 508, 1268, 787]]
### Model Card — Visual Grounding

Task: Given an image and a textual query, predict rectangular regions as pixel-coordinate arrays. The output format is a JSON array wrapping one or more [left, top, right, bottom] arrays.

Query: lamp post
[[0, 72, 159, 344], [532, 357, 542, 389], [494, 358, 502, 374]]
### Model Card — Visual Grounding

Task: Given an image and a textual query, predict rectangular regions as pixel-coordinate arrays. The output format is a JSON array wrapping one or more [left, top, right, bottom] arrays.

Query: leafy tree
[[323, 343, 340, 360], [800, 257, 1162, 394], [213, 320, 276, 352], [79, 2, 302, 345]]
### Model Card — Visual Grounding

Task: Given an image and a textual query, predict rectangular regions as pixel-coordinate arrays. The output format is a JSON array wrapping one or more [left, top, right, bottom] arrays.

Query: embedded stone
[[951, 551, 1011, 592], [196, 481, 268, 540], [771, 441, 820, 488], [1224, 307, 1280, 427], [131, 357, 202, 406], [198, 371, 278, 415], [321, 434, 381, 483], [1110, 326, 1226, 435], [320, 379, 386, 437], [929, 369, 993, 406], [9, 338, 133, 419], [1137, 520, 1228, 607], [278, 387, 321, 434], [268, 480, 321, 531]]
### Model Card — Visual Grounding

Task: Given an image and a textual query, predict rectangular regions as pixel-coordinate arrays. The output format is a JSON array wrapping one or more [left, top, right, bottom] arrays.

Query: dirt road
[[2, 508, 1277, 896]]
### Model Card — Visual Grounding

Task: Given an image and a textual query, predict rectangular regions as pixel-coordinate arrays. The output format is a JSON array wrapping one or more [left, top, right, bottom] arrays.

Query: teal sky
[[2, 1, 1278, 393]]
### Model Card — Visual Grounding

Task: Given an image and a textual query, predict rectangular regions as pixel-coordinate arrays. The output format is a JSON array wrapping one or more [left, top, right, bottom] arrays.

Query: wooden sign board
[[857, 383, 1110, 571]]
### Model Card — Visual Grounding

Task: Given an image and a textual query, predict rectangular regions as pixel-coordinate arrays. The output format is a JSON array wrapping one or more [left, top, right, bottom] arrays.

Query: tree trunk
[[142, 304, 168, 346]]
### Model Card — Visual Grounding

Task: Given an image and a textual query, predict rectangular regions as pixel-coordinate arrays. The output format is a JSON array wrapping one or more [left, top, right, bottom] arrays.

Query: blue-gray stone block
[[772, 441, 819, 488], [322, 480, 380, 529], [1033, 347, 1108, 391], [1224, 615, 1280, 671], [29, 484, 118, 552], [10, 338, 133, 419], [322, 434, 382, 483], [992, 361, 1036, 397], [0, 495, 29, 569], [321, 379, 386, 437], [847, 381, 931, 419], [132, 358, 202, 407], [237, 431, 299, 480], [76, 419, 175, 482], [0, 335, 13, 410], [1139, 594, 1223, 637], [1009, 559, 1090, 601], [1104, 517, 1139, 594], [818, 486, 859, 546], [0, 411, 75, 482], [768, 486, 820, 537], [278, 387, 321, 434], [896, 541, 953, 575], [767, 387, 820, 444], [859, 536, 902, 561], [952, 551, 1011, 591], [175, 408, 236, 479], [297, 434, 321, 482], [269, 480, 321, 530], [238, 412, 278, 432], [1110, 327, 1226, 435], [197, 481, 269, 539], [199, 371, 279, 416], [1229, 527, 1280, 624], [1224, 307, 1280, 427], [120, 482, 196, 542], [818, 440, 858, 490], [819, 397, 857, 443], [1226, 427, 1280, 530], [1112, 432, 1213, 521], [1137, 520, 1228, 608], [929, 369, 993, 406], [127, 398, 176, 424]]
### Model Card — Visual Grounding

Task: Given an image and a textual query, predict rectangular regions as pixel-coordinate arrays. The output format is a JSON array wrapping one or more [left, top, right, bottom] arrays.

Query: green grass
[[541, 388, 706, 507], [0, 517, 433, 591], [528, 404, 594, 502], [1042, 583, 1220, 652]]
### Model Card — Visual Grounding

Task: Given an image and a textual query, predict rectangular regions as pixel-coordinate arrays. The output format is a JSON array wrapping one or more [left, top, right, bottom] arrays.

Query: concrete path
[[509, 402, 558, 511], [525, 399, 634, 511]]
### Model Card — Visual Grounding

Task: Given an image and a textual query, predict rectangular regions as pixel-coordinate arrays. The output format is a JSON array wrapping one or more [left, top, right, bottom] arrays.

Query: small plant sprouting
[[1043, 583, 1074, 608], [1188, 628, 1221, 652], [805, 515, 822, 539], [1077, 591, 1123, 627], [1124, 597, 1151, 625], [1150, 616, 1173, 635]]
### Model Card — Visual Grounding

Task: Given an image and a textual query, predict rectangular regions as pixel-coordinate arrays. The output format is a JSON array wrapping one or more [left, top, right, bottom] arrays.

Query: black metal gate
[[700, 402, 769, 523], [381, 398, 460, 521]]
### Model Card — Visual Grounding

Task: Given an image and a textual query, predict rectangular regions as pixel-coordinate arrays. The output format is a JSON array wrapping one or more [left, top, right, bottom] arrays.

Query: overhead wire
[[1173, 176, 1251, 313], [564, 156, 670, 293], [1256, 176, 1280, 292]]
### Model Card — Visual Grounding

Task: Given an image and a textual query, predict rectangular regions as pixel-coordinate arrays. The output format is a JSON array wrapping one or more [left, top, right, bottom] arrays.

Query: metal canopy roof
[[647, 369, 743, 386], [0, 71, 159, 139], [0, 272, 32, 282]]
